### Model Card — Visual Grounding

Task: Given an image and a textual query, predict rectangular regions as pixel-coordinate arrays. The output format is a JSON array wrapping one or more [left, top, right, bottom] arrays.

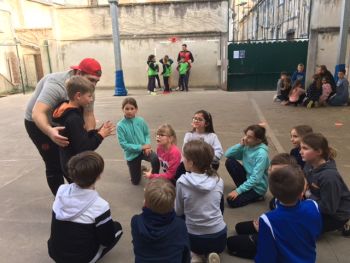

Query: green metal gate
[[227, 41, 308, 91]]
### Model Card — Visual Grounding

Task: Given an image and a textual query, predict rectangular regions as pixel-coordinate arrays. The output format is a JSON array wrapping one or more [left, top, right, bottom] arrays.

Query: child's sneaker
[[342, 220, 350, 237], [314, 101, 319, 107], [191, 252, 205, 263], [207, 253, 220, 263], [306, 100, 314, 109], [273, 95, 281, 102], [150, 92, 157, 96]]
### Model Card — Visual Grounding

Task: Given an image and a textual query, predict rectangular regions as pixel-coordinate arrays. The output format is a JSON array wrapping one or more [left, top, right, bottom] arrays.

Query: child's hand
[[143, 170, 152, 179], [253, 219, 259, 232], [143, 148, 152, 156], [240, 137, 246, 145], [98, 122, 115, 138], [227, 190, 239, 200]]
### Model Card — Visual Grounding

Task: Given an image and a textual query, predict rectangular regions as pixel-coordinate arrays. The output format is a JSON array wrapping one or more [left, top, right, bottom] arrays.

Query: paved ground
[[0, 88, 349, 263]]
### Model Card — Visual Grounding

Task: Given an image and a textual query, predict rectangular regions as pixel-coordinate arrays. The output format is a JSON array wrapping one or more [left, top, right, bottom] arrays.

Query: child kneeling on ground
[[131, 178, 190, 263], [48, 151, 123, 263]]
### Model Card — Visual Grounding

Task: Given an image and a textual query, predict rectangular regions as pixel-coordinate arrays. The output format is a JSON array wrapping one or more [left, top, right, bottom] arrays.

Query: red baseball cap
[[71, 58, 102, 77]]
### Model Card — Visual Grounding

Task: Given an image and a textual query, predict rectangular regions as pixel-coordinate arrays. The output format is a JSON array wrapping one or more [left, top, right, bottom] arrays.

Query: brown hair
[[301, 133, 337, 160], [292, 125, 313, 138], [157, 124, 177, 145], [66, 75, 95, 101], [269, 165, 305, 204], [68, 151, 104, 188], [144, 178, 175, 214], [183, 140, 217, 176], [244, 124, 268, 145], [122, 97, 138, 109], [270, 153, 297, 166]]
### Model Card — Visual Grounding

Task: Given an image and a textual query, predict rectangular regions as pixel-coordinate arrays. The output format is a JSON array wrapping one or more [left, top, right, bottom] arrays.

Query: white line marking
[[250, 98, 285, 153]]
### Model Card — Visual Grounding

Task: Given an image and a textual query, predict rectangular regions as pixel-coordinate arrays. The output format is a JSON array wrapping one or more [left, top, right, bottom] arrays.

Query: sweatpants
[[227, 221, 257, 259], [127, 151, 160, 185], [24, 119, 66, 195], [189, 227, 227, 255], [163, 76, 170, 92], [225, 157, 263, 208], [322, 214, 349, 233], [147, 76, 156, 92], [155, 74, 161, 89]]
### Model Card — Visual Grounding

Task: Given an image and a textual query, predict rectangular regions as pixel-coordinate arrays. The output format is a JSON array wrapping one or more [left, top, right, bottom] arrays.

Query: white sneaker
[[147, 91, 151, 94], [191, 252, 204, 263], [207, 253, 220, 263], [150, 92, 157, 96]]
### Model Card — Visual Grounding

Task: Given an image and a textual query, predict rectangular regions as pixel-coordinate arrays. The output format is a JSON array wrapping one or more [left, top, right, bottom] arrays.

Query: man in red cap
[[24, 58, 110, 195]]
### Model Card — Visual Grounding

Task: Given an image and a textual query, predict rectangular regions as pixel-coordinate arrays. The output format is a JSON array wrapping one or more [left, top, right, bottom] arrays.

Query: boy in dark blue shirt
[[256, 165, 322, 263], [131, 178, 190, 263]]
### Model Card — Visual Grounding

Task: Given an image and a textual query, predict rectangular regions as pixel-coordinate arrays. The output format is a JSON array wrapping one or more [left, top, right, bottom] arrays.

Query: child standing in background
[[175, 140, 226, 263], [117, 97, 160, 185], [175, 110, 223, 181], [225, 124, 270, 208], [301, 133, 350, 235], [143, 124, 181, 183], [159, 55, 173, 93], [177, 56, 191, 91], [147, 55, 158, 95], [290, 125, 313, 169], [131, 178, 190, 263], [255, 165, 322, 263]]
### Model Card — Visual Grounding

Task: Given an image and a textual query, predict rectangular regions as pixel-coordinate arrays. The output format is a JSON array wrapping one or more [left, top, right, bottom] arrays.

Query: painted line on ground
[[250, 98, 285, 153]]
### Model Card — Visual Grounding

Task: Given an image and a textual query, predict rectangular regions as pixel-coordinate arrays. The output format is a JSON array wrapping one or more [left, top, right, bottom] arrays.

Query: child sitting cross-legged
[[131, 178, 190, 263], [48, 151, 123, 263], [255, 165, 322, 263]]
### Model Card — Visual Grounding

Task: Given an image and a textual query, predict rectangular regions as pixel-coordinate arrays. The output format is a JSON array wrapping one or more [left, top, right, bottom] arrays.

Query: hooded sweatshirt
[[52, 102, 103, 175], [117, 116, 151, 161], [131, 207, 190, 263], [48, 184, 121, 263], [175, 172, 226, 235], [225, 143, 269, 196], [304, 160, 350, 221]]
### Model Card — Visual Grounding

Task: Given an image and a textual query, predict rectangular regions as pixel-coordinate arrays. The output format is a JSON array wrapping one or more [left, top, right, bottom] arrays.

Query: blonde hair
[[156, 124, 177, 145], [144, 178, 175, 214]]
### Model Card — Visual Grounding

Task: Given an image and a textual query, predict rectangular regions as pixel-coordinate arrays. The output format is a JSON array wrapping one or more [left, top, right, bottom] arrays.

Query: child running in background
[[319, 76, 332, 106], [304, 74, 322, 108], [48, 151, 123, 263], [287, 80, 305, 106], [273, 71, 288, 102], [301, 133, 350, 236], [143, 124, 181, 183], [227, 153, 298, 260], [147, 54, 158, 95], [159, 55, 173, 93], [131, 178, 190, 263], [175, 110, 223, 181], [175, 140, 226, 263], [117, 97, 160, 185], [52, 76, 115, 180], [290, 125, 313, 169], [225, 124, 270, 208], [177, 56, 191, 92], [255, 165, 322, 263]]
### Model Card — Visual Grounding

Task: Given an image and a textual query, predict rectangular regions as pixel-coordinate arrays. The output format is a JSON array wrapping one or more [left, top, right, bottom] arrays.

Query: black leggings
[[163, 76, 170, 92], [227, 221, 258, 259], [127, 152, 160, 185], [24, 119, 66, 195]]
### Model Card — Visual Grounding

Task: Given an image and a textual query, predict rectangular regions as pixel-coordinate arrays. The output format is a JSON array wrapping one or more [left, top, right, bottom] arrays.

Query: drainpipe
[[44, 40, 52, 73], [14, 38, 25, 94]]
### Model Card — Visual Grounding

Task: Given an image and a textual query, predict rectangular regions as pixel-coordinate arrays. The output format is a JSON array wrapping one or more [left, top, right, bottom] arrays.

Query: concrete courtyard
[[0, 88, 349, 262]]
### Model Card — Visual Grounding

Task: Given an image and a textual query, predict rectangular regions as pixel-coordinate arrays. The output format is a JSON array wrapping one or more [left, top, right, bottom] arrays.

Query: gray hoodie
[[304, 160, 350, 221], [175, 172, 226, 235]]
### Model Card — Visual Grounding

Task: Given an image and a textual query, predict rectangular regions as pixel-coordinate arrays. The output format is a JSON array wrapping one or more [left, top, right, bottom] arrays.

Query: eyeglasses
[[192, 117, 205, 122]]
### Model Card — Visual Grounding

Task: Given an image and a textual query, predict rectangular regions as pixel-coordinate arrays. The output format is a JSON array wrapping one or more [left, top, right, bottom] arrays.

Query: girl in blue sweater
[[225, 124, 270, 208], [117, 97, 160, 185]]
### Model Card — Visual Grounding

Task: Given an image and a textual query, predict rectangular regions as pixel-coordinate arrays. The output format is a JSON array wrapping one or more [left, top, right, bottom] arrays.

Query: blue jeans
[[188, 227, 227, 255], [225, 158, 263, 208]]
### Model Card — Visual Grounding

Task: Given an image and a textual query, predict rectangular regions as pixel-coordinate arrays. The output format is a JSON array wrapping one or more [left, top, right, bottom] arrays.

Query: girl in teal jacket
[[225, 124, 270, 208], [117, 97, 160, 185]]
